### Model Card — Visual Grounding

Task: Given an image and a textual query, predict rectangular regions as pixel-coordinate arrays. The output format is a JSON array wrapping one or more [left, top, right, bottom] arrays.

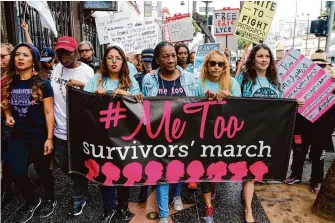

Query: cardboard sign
[[166, 14, 194, 43], [235, 1, 277, 43], [264, 31, 277, 59], [108, 19, 158, 54], [193, 43, 221, 80], [278, 48, 335, 123], [95, 12, 132, 45], [214, 8, 239, 36]]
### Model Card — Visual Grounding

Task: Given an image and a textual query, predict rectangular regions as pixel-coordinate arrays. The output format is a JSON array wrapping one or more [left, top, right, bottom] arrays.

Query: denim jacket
[[142, 66, 199, 96]]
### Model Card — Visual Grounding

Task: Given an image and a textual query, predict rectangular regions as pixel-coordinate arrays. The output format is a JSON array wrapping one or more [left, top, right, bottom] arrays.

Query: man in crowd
[[78, 41, 101, 73]]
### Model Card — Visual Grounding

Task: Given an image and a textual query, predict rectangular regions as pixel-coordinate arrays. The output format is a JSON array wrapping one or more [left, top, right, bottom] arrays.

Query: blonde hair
[[200, 50, 231, 93]]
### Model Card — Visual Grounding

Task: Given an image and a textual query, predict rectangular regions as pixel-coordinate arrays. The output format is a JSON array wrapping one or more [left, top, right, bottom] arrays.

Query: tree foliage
[[238, 38, 247, 50]]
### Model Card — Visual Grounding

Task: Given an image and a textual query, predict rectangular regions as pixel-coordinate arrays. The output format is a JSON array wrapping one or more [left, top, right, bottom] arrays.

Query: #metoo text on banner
[[278, 48, 335, 123], [68, 88, 297, 186], [235, 1, 277, 43]]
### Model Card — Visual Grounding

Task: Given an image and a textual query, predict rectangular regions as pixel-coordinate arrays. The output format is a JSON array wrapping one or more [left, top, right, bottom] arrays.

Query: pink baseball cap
[[55, 36, 78, 52]]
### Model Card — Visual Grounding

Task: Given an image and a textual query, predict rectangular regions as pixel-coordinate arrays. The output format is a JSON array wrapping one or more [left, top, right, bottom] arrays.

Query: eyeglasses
[[1, 54, 10, 59], [79, 49, 91, 53], [56, 50, 74, 56], [317, 63, 327, 69], [208, 60, 224, 68], [106, 56, 123, 62]]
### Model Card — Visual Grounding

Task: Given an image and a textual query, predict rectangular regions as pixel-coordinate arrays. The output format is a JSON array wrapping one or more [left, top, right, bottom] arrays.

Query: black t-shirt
[[9, 76, 54, 139], [156, 75, 186, 96], [80, 57, 102, 73]]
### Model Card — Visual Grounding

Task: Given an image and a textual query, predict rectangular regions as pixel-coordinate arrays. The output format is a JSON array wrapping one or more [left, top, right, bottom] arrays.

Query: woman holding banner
[[142, 41, 198, 223], [84, 45, 140, 223], [235, 44, 304, 223], [197, 50, 241, 223]]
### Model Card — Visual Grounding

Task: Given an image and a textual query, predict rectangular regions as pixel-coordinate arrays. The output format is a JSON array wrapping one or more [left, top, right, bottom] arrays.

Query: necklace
[[59, 65, 75, 101], [159, 73, 176, 96]]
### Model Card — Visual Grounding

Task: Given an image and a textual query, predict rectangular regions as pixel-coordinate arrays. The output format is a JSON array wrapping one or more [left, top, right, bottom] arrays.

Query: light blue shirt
[[185, 63, 194, 74], [127, 62, 138, 77], [142, 65, 198, 97], [83, 73, 140, 95], [197, 77, 241, 97], [235, 73, 282, 98]]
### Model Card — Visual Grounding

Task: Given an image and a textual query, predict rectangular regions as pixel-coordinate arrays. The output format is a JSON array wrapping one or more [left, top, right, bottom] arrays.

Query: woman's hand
[[217, 90, 232, 102], [94, 87, 107, 95], [44, 139, 53, 155], [112, 89, 130, 98], [5, 116, 15, 128], [135, 93, 144, 103], [296, 98, 305, 107], [205, 90, 216, 101], [21, 20, 28, 32]]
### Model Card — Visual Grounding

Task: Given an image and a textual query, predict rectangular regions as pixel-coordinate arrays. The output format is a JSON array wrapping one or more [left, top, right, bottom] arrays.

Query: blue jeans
[[54, 136, 87, 204], [156, 183, 182, 218]]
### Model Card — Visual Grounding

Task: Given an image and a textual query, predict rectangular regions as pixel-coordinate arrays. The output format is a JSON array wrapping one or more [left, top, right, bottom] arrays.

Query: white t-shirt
[[51, 62, 94, 140]]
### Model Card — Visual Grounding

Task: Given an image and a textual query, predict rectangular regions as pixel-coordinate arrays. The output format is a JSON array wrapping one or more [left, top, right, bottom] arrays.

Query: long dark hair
[[99, 45, 131, 90], [174, 43, 190, 65], [2, 44, 43, 110], [241, 44, 280, 93], [152, 41, 174, 70]]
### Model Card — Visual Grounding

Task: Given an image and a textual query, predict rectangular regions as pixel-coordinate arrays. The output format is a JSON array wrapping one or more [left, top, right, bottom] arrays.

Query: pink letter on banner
[[277, 48, 335, 123]]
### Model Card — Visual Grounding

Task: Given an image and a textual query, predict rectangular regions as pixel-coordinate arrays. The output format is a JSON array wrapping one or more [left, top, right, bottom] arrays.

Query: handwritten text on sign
[[277, 48, 335, 123], [166, 14, 194, 43], [68, 89, 297, 186], [235, 1, 277, 43], [95, 12, 132, 45], [108, 19, 158, 54], [214, 8, 239, 36]]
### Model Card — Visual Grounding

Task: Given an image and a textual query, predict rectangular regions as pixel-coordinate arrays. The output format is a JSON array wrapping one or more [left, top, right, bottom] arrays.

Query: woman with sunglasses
[[235, 44, 304, 223], [84, 45, 140, 223], [1, 43, 14, 207], [142, 41, 198, 223], [1, 43, 56, 222], [197, 50, 241, 223]]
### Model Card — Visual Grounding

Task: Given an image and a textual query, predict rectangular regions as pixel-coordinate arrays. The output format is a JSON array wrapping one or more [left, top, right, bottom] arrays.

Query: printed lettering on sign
[[277, 48, 335, 123], [235, 1, 277, 43], [214, 8, 239, 36]]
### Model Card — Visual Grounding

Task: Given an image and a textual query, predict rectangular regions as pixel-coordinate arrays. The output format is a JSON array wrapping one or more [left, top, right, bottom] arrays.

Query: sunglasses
[[1, 54, 10, 59], [56, 50, 74, 56], [79, 49, 91, 53], [317, 63, 327, 69], [208, 60, 224, 68]]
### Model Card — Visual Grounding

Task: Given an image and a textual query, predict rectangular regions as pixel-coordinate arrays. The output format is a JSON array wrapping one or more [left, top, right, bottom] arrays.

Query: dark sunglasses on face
[[79, 49, 91, 53], [317, 63, 327, 69], [1, 54, 10, 59], [208, 60, 224, 68], [56, 50, 74, 57]]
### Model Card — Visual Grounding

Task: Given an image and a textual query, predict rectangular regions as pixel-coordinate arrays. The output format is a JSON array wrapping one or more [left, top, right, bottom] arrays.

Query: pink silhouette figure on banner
[[123, 162, 143, 186], [186, 160, 205, 182], [84, 159, 100, 182], [102, 162, 121, 186], [144, 161, 164, 185], [166, 160, 185, 183], [207, 161, 227, 181], [249, 161, 269, 182], [228, 161, 248, 181]]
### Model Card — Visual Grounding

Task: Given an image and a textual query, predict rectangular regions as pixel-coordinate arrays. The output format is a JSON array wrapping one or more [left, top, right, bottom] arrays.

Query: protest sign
[[68, 88, 297, 186], [235, 1, 277, 43], [166, 13, 194, 43], [108, 19, 158, 54], [95, 12, 132, 45], [193, 43, 220, 80], [264, 31, 277, 59], [277, 48, 335, 123], [214, 8, 239, 36]]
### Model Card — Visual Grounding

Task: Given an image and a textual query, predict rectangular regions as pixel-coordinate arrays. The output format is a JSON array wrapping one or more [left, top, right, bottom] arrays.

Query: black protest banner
[[68, 88, 297, 186]]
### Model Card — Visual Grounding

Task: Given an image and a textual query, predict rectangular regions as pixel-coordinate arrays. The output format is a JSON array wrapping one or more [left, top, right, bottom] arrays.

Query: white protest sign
[[277, 48, 335, 123], [214, 8, 239, 36], [108, 19, 158, 54], [264, 31, 276, 59], [95, 12, 133, 45], [166, 14, 194, 43]]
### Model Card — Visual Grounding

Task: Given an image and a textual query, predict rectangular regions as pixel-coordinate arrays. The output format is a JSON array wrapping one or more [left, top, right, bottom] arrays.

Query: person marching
[[235, 44, 304, 223], [1, 43, 56, 222], [142, 41, 198, 223], [84, 45, 140, 223], [175, 43, 194, 73], [198, 50, 241, 223]]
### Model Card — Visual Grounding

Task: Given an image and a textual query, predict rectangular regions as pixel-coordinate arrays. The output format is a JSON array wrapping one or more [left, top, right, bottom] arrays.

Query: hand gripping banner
[[68, 88, 297, 186]]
